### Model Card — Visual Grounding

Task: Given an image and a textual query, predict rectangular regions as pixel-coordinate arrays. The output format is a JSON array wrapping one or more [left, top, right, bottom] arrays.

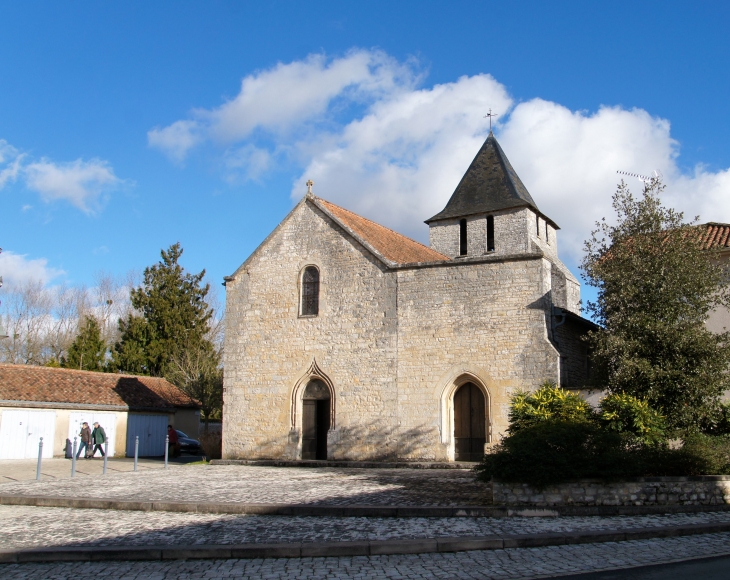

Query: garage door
[[68, 412, 117, 458], [0, 410, 56, 459], [126, 414, 168, 457]]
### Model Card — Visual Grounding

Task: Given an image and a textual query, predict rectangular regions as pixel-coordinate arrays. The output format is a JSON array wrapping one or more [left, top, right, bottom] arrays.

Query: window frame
[[299, 265, 321, 317]]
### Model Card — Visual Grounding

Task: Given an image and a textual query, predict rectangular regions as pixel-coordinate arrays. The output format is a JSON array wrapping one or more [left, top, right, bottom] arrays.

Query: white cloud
[[148, 49, 419, 164], [24, 158, 120, 213], [147, 120, 202, 164], [154, 49, 730, 265], [0, 250, 65, 288], [0, 140, 24, 189]]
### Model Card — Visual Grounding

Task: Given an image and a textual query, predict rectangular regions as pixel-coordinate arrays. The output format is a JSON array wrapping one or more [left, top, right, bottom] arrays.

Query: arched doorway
[[302, 380, 330, 460], [453, 382, 486, 461]]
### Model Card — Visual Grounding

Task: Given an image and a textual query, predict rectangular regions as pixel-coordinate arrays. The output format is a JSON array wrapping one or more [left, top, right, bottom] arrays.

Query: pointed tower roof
[[425, 132, 558, 228]]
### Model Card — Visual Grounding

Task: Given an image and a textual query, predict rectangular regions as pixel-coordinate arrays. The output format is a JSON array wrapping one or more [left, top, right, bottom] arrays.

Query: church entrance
[[453, 382, 486, 462], [302, 380, 330, 460]]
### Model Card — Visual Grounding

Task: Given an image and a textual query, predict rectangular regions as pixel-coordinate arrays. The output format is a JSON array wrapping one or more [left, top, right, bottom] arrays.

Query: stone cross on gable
[[306, 180, 314, 194]]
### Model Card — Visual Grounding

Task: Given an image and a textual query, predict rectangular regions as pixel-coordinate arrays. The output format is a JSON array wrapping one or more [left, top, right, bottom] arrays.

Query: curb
[[210, 459, 477, 469], [2, 494, 730, 518], [1, 522, 730, 564]]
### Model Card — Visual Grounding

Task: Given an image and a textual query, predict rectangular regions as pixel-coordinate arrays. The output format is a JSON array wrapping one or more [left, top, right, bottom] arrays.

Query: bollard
[[36, 437, 43, 481], [103, 440, 108, 475], [164, 434, 169, 468], [134, 435, 139, 472], [71, 437, 77, 477]]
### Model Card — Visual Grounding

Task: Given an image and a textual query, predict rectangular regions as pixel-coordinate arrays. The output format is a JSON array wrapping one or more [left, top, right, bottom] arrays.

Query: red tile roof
[[699, 223, 730, 250], [315, 198, 448, 265], [0, 364, 199, 410]]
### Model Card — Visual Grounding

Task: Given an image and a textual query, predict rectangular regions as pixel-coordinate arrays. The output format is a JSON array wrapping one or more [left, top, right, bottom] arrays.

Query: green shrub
[[508, 383, 594, 433], [598, 393, 666, 445], [475, 420, 629, 488], [475, 423, 730, 489]]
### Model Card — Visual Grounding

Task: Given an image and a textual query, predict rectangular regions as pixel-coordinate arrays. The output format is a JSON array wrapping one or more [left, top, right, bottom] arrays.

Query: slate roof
[[0, 364, 200, 411], [699, 223, 730, 250], [315, 197, 448, 265], [426, 132, 557, 228]]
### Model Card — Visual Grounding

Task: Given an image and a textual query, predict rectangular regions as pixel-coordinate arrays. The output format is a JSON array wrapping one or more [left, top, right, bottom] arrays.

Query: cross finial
[[484, 108, 499, 132], [306, 179, 314, 194]]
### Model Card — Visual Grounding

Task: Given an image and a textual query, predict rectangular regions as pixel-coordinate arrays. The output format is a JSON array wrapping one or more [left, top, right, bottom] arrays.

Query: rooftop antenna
[[484, 109, 499, 132], [616, 169, 663, 184]]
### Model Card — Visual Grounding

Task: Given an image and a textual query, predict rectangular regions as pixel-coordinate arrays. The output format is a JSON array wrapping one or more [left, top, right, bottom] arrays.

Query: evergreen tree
[[63, 316, 107, 371], [112, 243, 215, 378], [581, 178, 730, 432]]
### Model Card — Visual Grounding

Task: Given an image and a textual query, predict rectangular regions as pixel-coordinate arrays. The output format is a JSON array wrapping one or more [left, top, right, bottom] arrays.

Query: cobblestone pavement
[[0, 457, 194, 484], [2, 533, 729, 579], [0, 465, 490, 506], [2, 505, 730, 548]]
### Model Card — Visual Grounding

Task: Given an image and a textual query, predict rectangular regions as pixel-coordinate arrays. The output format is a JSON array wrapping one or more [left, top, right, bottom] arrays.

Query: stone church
[[222, 132, 594, 462]]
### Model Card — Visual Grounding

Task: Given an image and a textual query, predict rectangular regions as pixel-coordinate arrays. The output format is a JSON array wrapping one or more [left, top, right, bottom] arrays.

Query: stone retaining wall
[[493, 476, 730, 506]]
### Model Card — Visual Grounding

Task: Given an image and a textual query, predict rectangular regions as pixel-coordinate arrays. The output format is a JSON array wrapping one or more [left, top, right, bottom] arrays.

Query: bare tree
[[0, 279, 53, 364]]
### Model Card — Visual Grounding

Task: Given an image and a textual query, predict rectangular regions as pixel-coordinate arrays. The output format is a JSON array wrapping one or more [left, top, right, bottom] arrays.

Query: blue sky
[[1, 1, 729, 309]]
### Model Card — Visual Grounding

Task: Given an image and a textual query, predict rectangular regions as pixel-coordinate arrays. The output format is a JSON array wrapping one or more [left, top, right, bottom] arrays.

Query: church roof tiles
[[426, 132, 557, 228], [314, 197, 448, 265]]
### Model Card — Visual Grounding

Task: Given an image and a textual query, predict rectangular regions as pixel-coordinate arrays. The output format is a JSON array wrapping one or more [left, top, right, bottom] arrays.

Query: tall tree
[[63, 316, 107, 371], [112, 243, 215, 377], [581, 178, 730, 432]]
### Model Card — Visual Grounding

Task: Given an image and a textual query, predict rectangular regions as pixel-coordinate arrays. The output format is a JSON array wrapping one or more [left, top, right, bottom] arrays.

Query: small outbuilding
[[0, 363, 200, 459]]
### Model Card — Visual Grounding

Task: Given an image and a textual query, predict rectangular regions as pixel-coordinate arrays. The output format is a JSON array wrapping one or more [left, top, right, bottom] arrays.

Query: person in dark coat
[[168, 425, 180, 458], [76, 422, 92, 459], [91, 422, 107, 458]]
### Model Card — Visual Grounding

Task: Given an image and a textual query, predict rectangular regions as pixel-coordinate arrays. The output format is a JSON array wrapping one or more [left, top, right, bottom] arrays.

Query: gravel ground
[[2, 533, 730, 579], [2, 505, 730, 548], [0, 464, 490, 506]]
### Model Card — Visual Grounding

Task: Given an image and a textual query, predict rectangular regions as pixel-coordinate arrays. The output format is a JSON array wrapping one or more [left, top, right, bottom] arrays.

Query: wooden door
[[302, 399, 329, 460], [302, 400, 317, 459], [453, 382, 486, 462]]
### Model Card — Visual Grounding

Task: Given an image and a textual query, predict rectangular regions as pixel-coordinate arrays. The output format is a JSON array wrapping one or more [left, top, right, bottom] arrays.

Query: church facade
[[222, 133, 594, 462]]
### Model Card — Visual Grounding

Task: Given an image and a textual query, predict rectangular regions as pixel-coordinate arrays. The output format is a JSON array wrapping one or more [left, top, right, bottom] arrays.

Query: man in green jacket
[[91, 422, 107, 458]]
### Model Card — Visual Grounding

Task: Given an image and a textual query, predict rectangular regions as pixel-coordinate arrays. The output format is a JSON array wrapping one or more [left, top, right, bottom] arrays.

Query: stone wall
[[492, 477, 730, 506]]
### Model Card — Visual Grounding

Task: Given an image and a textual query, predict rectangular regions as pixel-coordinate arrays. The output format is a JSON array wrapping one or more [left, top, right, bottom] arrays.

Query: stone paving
[[2, 504, 730, 549], [2, 533, 729, 579], [0, 464, 490, 506]]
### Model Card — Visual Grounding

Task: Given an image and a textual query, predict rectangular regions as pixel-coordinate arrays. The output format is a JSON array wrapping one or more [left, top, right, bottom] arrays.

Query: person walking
[[91, 421, 107, 458], [76, 422, 92, 459]]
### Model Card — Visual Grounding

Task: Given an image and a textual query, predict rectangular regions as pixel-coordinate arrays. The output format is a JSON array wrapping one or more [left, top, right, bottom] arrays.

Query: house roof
[[0, 364, 200, 411], [314, 197, 448, 265], [425, 132, 557, 228], [699, 223, 730, 250]]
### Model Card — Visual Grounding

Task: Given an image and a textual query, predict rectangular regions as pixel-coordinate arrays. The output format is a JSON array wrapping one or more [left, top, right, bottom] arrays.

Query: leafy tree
[[508, 382, 593, 433], [63, 316, 107, 371], [112, 243, 215, 377], [581, 178, 730, 432]]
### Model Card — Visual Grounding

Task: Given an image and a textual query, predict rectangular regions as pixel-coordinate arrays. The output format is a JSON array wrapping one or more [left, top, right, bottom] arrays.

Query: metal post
[[133, 435, 139, 472], [71, 437, 77, 477], [36, 437, 43, 481], [103, 440, 108, 475], [164, 434, 169, 468]]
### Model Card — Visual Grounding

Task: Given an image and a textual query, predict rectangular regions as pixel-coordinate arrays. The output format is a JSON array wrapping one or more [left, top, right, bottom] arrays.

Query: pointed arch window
[[301, 266, 320, 316]]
